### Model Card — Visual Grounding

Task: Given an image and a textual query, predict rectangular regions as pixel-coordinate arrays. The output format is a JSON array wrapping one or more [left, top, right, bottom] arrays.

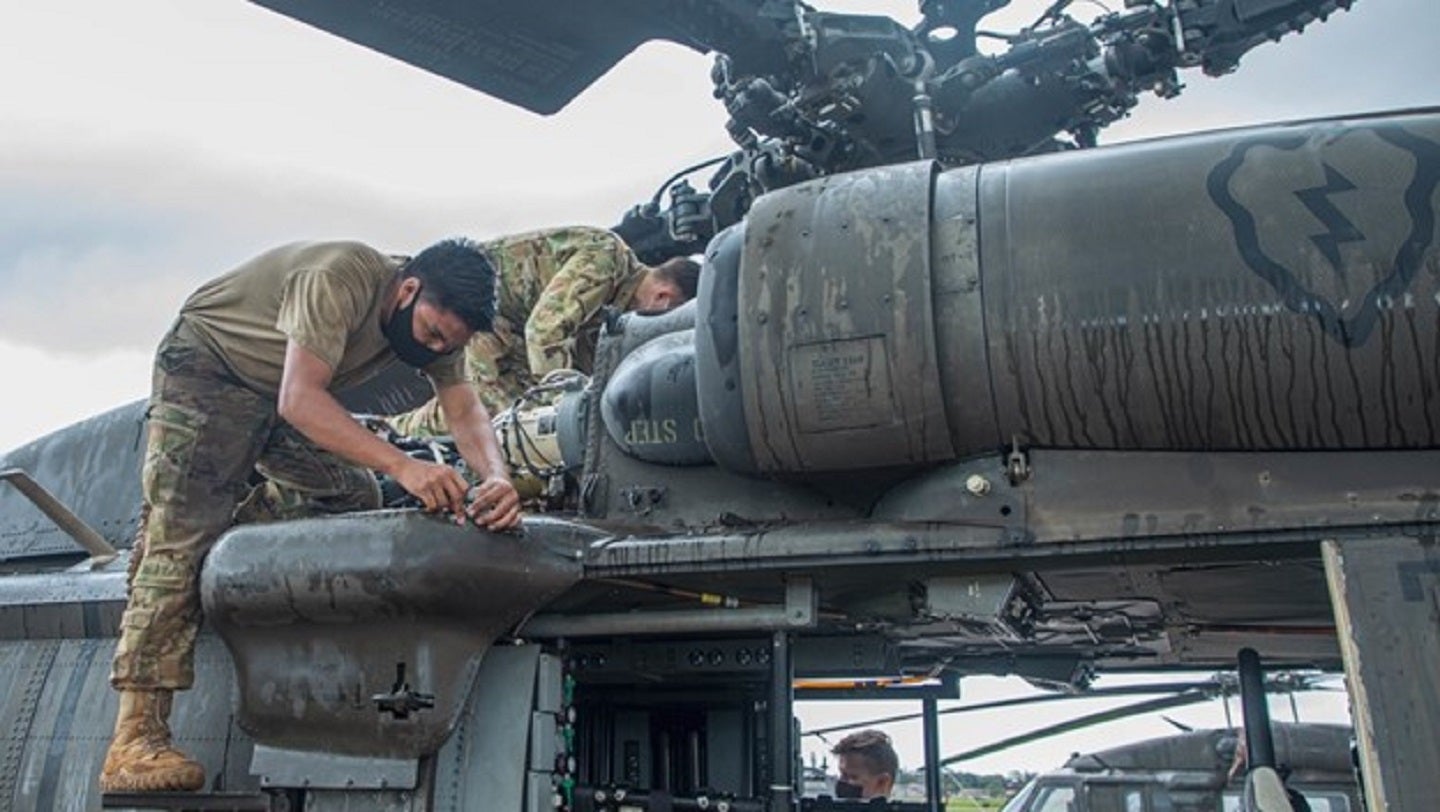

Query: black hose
[[1238, 647, 1277, 770]]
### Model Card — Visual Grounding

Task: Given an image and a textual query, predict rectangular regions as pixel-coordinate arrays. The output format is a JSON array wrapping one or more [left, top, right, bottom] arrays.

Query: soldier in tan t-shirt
[[99, 238, 520, 794]]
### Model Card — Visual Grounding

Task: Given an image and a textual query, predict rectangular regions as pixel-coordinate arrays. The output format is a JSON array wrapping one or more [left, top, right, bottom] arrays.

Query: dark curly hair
[[403, 237, 497, 332]]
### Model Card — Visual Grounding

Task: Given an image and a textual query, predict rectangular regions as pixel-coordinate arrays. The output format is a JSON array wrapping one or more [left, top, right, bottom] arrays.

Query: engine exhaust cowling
[[696, 111, 1440, 475]]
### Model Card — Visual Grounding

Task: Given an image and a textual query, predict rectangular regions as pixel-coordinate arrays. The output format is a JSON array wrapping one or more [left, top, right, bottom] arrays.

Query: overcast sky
[[2, 0, 1436, 451], [1, 0, 1434, 774]]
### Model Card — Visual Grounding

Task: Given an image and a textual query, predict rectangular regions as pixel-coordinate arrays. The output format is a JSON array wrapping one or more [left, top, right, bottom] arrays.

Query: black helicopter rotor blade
[[248, 0, 793, 115], [938, 690, 1216, 766], [802, 669, 1341, 740], [802, 680, 1223, 739], [249, 0, 675, 114]]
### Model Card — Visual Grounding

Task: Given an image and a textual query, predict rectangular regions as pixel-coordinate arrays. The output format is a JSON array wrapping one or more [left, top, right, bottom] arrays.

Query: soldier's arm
[[464, 330, 522, 415], [435, 381, 521, 530], [386, 394, 445, 439], [524, 234, 629, 375], [277, 340, 470, 516]]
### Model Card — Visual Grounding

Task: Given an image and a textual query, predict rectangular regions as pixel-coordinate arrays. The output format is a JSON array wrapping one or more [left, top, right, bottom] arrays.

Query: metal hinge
[[1005, 437, 1032, 486]]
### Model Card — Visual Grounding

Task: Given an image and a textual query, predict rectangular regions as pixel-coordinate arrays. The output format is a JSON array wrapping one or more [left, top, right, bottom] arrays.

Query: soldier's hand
[[395, 458, 469, 517], [465, 475, 522, 531]]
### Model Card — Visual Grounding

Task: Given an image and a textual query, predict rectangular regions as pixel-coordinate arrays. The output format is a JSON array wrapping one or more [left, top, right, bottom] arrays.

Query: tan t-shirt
[[180, 241, 465, 396]]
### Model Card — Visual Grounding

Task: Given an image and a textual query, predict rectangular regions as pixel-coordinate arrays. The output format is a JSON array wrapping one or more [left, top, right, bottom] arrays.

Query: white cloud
[[0, 339, 151, 454], [0, 130, 683, 354]]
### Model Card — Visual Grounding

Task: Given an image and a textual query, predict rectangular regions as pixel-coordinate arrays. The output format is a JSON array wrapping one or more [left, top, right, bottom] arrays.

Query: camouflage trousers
[[111, 318, 381, 690]]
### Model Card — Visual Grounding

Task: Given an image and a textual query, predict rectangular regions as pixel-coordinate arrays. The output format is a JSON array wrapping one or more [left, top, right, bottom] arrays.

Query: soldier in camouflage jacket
[[390, 226, 699, 435]]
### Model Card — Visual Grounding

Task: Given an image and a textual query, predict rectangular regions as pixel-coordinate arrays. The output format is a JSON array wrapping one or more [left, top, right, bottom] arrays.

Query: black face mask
[[384, 283, 442, 369], [834, 781, 863, 800]]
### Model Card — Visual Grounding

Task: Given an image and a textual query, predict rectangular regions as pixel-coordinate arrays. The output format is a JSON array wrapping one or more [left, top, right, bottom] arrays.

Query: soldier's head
[[632, 256, 701, 314], [384, 238, 497, 368], [831, 730, 898, 800]]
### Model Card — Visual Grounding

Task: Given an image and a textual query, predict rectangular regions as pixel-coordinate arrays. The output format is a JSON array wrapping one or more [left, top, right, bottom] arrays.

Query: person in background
[[832, 729, 900, 800]]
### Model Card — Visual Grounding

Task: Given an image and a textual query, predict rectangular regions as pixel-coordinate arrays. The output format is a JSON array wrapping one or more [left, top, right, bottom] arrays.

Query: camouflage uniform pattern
[[111, 318, 381, 690], [390, 227, 645, 436]]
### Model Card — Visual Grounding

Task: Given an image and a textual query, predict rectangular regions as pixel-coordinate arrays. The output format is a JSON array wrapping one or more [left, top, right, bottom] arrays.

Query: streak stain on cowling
[[692, 113, 1440, 478]]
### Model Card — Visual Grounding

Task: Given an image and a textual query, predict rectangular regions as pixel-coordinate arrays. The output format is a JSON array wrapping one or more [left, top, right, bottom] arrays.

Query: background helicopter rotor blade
[[802, 679, 1223, 739], [938, 690, 1217, 766], [802, 670, 1339, 740]]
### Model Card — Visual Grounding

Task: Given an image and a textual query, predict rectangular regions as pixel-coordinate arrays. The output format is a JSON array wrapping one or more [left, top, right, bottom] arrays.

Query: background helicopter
[[798, 665, 1353, 809], [2, 1, 1440, 812]]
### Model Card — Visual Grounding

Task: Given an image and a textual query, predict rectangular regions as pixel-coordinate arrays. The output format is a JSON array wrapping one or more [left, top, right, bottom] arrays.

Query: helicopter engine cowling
[[600, 328, 711, 466], [695, 110, 1440, 475]]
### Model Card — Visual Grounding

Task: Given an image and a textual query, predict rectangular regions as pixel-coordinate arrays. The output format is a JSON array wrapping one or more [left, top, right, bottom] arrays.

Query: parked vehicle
[[1002, 724, 1357, 812]]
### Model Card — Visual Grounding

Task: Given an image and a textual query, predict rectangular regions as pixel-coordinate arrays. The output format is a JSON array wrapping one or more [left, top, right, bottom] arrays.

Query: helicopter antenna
[[1033, 0, 1073, 27], [1161, 715, 1194, 733]]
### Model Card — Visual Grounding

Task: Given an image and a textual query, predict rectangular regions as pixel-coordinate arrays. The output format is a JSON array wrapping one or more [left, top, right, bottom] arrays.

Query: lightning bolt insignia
[[1211, 125, 1440, 349], [1294, 163, 1364, 275]]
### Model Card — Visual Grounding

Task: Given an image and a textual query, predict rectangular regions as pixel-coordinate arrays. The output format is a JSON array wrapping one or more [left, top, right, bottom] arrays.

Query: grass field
[[945, 798, 1007, 812]]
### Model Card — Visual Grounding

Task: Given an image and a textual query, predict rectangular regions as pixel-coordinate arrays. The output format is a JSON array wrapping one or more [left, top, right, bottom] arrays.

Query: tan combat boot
[[99, 689, 206, 792]]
